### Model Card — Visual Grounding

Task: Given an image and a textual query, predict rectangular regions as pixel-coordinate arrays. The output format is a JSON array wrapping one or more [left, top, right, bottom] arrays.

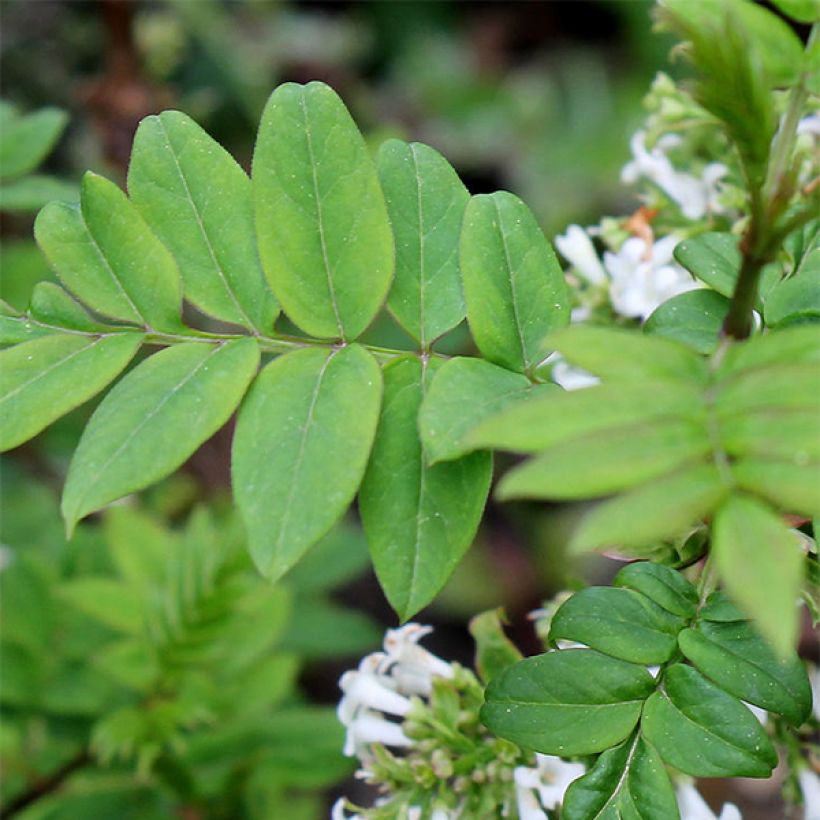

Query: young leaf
[[641, 664, 778, 778], [418, 356, 556, 463], [35, 173, 182, 330], [481, 649, 655, 756], [62, 339, 259, 532], [359, 356, 491, 620], [497, 418, 711, 501], [469, 608, 523, 683], [460, 191, 568, 374], [0, 106, 68, 178], [712, 493, 804, 654], [376, 139, 469, 348], [644, 289, 729, 354], [562, 735, 680, 820], [0, 333, 143, 451], [129, 110, 278, 333], [232, 343, 382, 581], [731, 458, 820, 518], [253, 81, 393, 340], [678, 621, 812, 726], [613, 562, 698, 620], [549, 587, 685, 665]]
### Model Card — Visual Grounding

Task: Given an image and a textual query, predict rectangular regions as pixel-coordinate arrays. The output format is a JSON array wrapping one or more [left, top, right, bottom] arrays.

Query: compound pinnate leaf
[[232, 343, 382, 581], [359, 356, 491, 620], [129, 111, 278, 333], [419, 356, 556, 464], [731, 458, 820, 518], [549, 587, 684, 665], [481, 649, 655, 757], [376, 139, 469, 347], [461, 191, 568, 374], [253, 82, 393, 340], [0, 333, 143, 452], [62, 338, 259, 532], [642, 663, 777, 778], [678, 621, 812, 726], [613, 562, 698, 620], [562, 735, 680, 820], [712, 493, 804, 655], [35, 173, 182, 330]]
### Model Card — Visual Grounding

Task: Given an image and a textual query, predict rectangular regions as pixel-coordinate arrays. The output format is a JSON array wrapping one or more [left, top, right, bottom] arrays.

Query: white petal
[[797, 113, 820, 137], [676, 782, 717, 820], [515, 783, 548, 820], [799, 769, 820, 820], [350, 713, 413, 750], [340, 670, 412, 717], [554, 225, 608, 286]]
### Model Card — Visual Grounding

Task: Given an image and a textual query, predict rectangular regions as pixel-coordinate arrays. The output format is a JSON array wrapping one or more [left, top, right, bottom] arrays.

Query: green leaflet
[[232, 343, 382, 581], [769, 0, 820, 23], [549, 587, 685, 665], [678, 621, 812, 726], [562, 735, 680, 820], [376, 140, 469, 347], [731, 458, 820, 518], [62, 339, 259, 533], [359, 356, 492, 620], [460, 191, 568, 374], [699, 591, 747, 623], [29, 282, 113, 332], [612, 562, 698, 620], [0, 333, 143, 451], [497, 418, 711, 501], [0, 105, 68, 178], [673, 232, 742, 298], [419, 356, 556, 463], [466, 379, 705, 454], [0, 175, 77, 213], [569, 464, 728, 555], [712, 493, 804, 655], [129, 110, 278, 333], [480, 649, 655, 756], [715, 362, 820, 413], [717, 324, 820, 376], [35, 173, 182, 331], [641, 664, 777, 778], [764, 255, 820, 327], [253, 82, 393, 340], [719, 407, 820, 460], [644, 289, 729, 354]]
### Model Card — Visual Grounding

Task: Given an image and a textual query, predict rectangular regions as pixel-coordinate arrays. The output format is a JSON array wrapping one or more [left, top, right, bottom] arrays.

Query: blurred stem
[[2, 750, 91, 817]]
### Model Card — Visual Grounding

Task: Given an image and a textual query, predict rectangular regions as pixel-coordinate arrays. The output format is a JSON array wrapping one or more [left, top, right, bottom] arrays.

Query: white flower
[[380, 623, 454, 697], [799, 769, 820, 820], [676, 782, 742, 820], [797, 112, 820, 137], [622, 131, 728, 220], [604, 234, 697, 320], [543, 352, 599, 391], [810, 663, 820, 722], [555, 225, 608, 286], [514, 753, 586, 815]]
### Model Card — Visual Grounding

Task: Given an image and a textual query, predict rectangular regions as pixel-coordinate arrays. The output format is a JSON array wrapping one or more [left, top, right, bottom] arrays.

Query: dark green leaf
[[613, 562, 699, 620], [644, 289, 729, 354], [764, 255, 820, 328], [673, 233, 741, 298], [699, 590, 747, 622]]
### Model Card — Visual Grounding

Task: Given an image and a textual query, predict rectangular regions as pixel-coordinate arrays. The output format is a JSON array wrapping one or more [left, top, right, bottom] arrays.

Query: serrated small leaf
[[613, 562, 699, 619], [232, 343, 381, 580], [731, 458, 820, 518], [497, 418, 711, 501], [0, 106, 68, 178], [549, 587, 685, 664], [129, 110, 278, 333], [62, 338, 259, 532], [253, 81, 393, 340], [29, 282, 112, 331], [419, 356, 556, 463], [562, 735, 680, 820], [460, 191, 568, 374], [644, 289, 729, 354], [35, 173, 182, 330], [359, 356, 491, 619], [0, 332, 143, 451], [570, 464, 727, 555], [712, 493, 804, 655], [678, 621, 811, 726], [481, 649, 655, 756], [642, 664, 777, 778], [376, 139, 469, 347]]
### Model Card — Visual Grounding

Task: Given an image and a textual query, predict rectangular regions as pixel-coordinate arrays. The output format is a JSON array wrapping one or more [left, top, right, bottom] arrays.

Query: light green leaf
[[359, 356, 491, 619], [469, 608, 523, 683], [0, 175, 77, 212], [731, 458, 820, 517], [35, 172, 182, 330], [62, 338, 259, 532], [497, 418, 711, 501], [678, 621, 812, 726], [712, 493, 804, 655], [549, 587, 684, 665], [376, 139, 469, 347], [467, 379, 705, 454], [419, 356, 556, 463], [481, 649, 654, 756], [29, 282, 112, 331], [715, 362, 820, 413], [562, 735, 680, 820], [769, 0, 819, 23], [717, 324, 820, 376], [58, 578, 143, 636], [719, 407, 820, 460], [644, 289, 729, 354], [0, 333, 143, 451], [612, 562, 698, 620], [460, 191, 568, 374], [570, 464, 728, 555], [642, 663, 777, 778], [129, 110, 278, 333], [0, 106, 68, 178], [253, 81, 393, 340], [232, 343, 382, 580], [0, 313, 55, 344]]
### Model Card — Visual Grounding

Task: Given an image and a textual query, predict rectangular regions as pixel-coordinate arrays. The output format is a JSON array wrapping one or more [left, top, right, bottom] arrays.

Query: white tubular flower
[[342, 713, 413, 757], [555, 224, 608, 286], [799, 769, 820, 820], [378, 623, 454, 697], [604, 234, 697, 320], [676, 782, 742, 820], [514, 754, 586, 814]]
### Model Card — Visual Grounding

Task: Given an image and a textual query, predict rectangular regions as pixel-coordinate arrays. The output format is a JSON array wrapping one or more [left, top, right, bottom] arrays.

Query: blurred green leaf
[[0, 105, 68, 179]]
